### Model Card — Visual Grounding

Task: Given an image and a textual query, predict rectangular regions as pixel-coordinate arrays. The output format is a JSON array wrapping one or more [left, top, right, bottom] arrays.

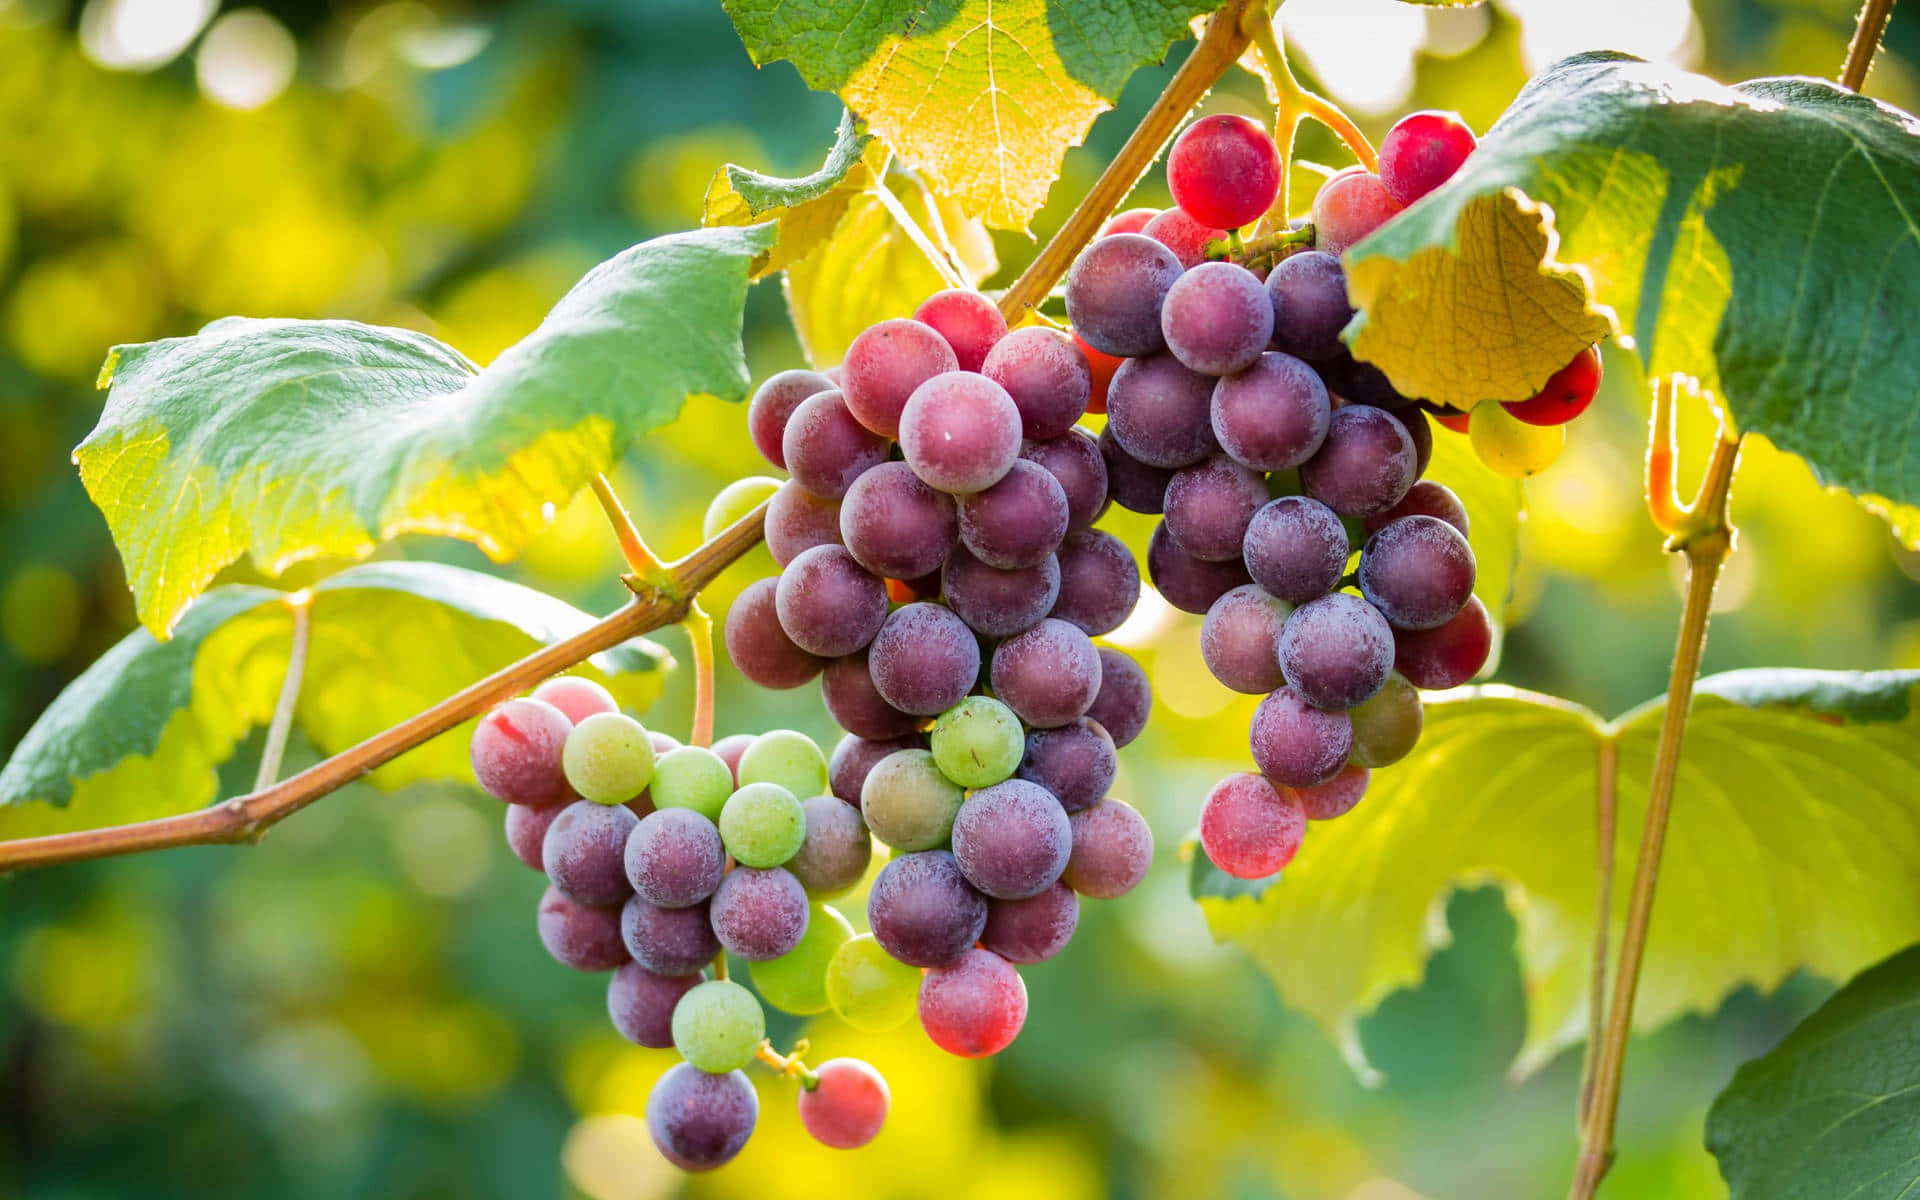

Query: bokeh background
[[1, 1, 1916, 1196]]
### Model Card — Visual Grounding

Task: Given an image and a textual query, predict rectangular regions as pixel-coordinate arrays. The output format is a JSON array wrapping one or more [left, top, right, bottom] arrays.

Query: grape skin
[[1276, 592, 1396, 710], [951, 779, 1073, 900], [622, 895, 722, 976], [787, 794, 874, 898], [646, 1063, 758, 1171], [1311, 169, 1402, 256], [775, 544, 888, 658], [537, 886, 629, 971], [735, 729, 829, 800], [982, 326, 1092, 440], [957, 459, 1070, 569], [1143, 207, 1227, 270], [913, 291, 1007, 374], [530, 676, 619, 726], [839, 461, 957, 580], [1300, 405, 1418, 518], [748, 368, 834, 469], [471, 698, 574, 806], [841, 317, 959, 437], [1378, 110, 1477, 206], [1062, 799, 1153, 898], [717, 781, 806, 869], [1164, 455, 1269, 562], [1098, 426, 1174, 514], [1201, 584, 1291, 695], [1016, 718, 1116, 813], [765, 480, 843, 567], [1161, 261, 1274, 377], [867, 602, 982, 716], [1102, 207, 1160, 236], [867, 850, 989, 968], [918, 948, 1028, 1058], [562, 712, 655, 805], [1364, 479, 1470, 538], [942, 547, 1060, 639], [1211, 352, 1331, 471], [1393, 594, 1493, 689], [982, 881, 1079, 964], [1358, 514, 1476, 631], [899, 371, 1025, 495], [712, 734, 754, 786], [624, 808, 727, 908], [797, 1058, 892, 1149], [544, 800, 640, 907], [1021, 430, 1110, 531], [608, 962, 702, 1048], [1249, 687, 1353, 788], [1167, 113, 1282, 231], [670, 978, 766, 1072], [1298, 763, 1369, 821], [827, 732, 928, 806], [990, 617, 1103, 729], [1085, 648, 1152, 749], [751, 903, 853, 1016], [1199, 773, 1304, 879], [1266, 251, 1353, 362], [1470, 396, 1565, 478], [1050, 530, 1141, 637], [826, 933, 922, 1032], [724, 577, 824, 690], [1147, 522, 1252, 615], [1348, 673, 1424, 767], [929, 696, 1025, 789], [821, 650, 920, 740], [505, 802, 565, 871], [1239, 488, 1346, 603], [709, 867, 810, 961], [1107, 352, 1219, 469], [782, 389, 891, 499], [1064, 234, 1183, 357], [860, 748, 965, 852]]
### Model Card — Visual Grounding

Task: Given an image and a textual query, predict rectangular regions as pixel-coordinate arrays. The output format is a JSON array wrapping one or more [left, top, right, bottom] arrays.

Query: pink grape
[[537, 886, 629, 971], [1312, 169, 1402, 256], [624, 808, 727, 909], [821, 650, 921, 740], [709, 866, 809, 961], [1276, 592, 1395, 710], [1393, 594, 1493, 689], [530, 677, 618, 726], [1298, 763, 1369, 820], [1107, 352, 1218, 468], [1358, 514, 1476, 630], [766, 480, 843, 567], [1062, 799, 1153, 898], [840, 460, 957, 579], [506, 801, 566, 870], [918, 948, 1028, 1058], [1211, 351, 1331, 471], [1022, 430, 1109, 530], [868, 602, 981, 716], [544, 800, 639, 907], [713, 733, 755, 785], [841, 317, 959, 437], [1050, 529, 1141, 637], [646, 1064, 757, 1171], [607, 962, 702, 1048], [899, 371, 1024, 495], [951, 779, 1073, 900], [1266, 251, 1354, 362], [1243, 496, 1347, 604], [1102, 207, 1159, 236], [868, 850, 988, 967], [1201, 584, 1291, 694], [748, 368, 834, 468], [1161, 261, 1273, 376], [1016, 718, 1116, 814], [1143, 207, 1227, 270], [1064, 234, 1182, 357], [775, 544, 888, 657], [990, 617, 1102, 729], [1364, 479, 1470, 537], [1249, 687, 1352, 788], [943, 547, 1060, 638], [958, 459, 1070, 569], [1147, 522, 1252, 615], [982, 326, 1092, 440], [828, 733, 927, 806], [1300, 405, 1417, 518], [471, 697, 573, 806], [982, 881, 1079, 963], [1164, 455, 1268, 562], [724, 577, 824, 690], [914, 291, 1007, 373], [783, 389, 890, 499], [1199, 773, 1304, 878], [1086, 648, 1151, 748], [1098, 426, 1174, 514], [622, 895, 721, 975], [797, 1058, 891, 1149]]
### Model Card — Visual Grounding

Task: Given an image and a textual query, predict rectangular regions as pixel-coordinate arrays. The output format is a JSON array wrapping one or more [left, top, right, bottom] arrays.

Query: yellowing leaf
[[703, 110, 887, 277]]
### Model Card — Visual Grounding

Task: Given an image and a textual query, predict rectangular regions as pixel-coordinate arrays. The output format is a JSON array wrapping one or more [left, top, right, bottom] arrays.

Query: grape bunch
[[472, 679, 895, 1169]]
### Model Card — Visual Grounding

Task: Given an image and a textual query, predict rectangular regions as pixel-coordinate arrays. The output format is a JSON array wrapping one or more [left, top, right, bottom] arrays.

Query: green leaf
[[1706, 942, 1920, 1199], [719, 0, 1215, 229], [704, 110, 886, 277], [1188, 841, 1281, 901], [1194, 669, 1920, 1077], [1344, 52, 1920, 541], [82, 224, 776, 636], [0, 562, 668, 838]]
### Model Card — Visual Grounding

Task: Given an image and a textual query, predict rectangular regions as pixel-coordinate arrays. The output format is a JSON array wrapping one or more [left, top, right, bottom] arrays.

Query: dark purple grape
[[1086, 648, 1151, 748], [1363, 479, 1469, 537], [899, 371, 1024, 495], [990, 618, 1101, 729], [1098, 426, 1174, 513], [839, 461, 956, 579], [1161, 261, 1273, 376], [1050, 529, 1140, 637], [952, 779, 1072, 900], [544, 800, 639, 907], [1064, 234, 1183, 357], [821, 650, 921, 740], [624, 808, 726, 908], [1062, 799, 1153, 898], [766, 480, 843, 567], [842, 317, 960, 437], [1277, 592, 1395, 710], [647, 1063, 758, 1171], [1385, 405, 1432, 478], [982, 882, 1079, 964], [1211, 352, 1331, 471], [1164, 456, 1267, 562], [783, 389, 891, 499], [749, 369, 834, 468], [1323, 349, 1416, 410], [506, 802, 565, 871], [775, 544, 888, 658], [828, 732, 927, 806], [1266, 251, 1352, 361], [915, 290, 1007, 373], [1300, 406, 1416, 518], [1022, 430, 1108, 531], [1250, 687, 1353, 787], [537, 886, 628, 971], [472, 698, 573, 806], [709, 866, 809, 961], [1017, 718, 1116, 813], [608, 962, 702, 1048], [622, 895, 721, 975], [1147, 522, 1252, 614], [942, 547, 1059, 638], [866, 602, 981, 716], [724, 576, 824, 689], [1200, 584, 1291, 694], [1243, 496, 1348, 604], [1106, 352, 1217, 469], [788, 794, 874, 897], [868, 850, 989, 967], [982, 327, 1091, 440], [957, 459, 1069, 569], [1358, 514, 1476, 630]]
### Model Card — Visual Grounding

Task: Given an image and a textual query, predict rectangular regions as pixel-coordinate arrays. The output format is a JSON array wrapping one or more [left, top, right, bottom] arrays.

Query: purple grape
[[1064, 234, 1183, 357], [842, 317, 960, 437], [1017, 718, 1116, 813], [1322, 349, 1416, 410], [544, 800, 639, 907], [827, 733, 927, 806], [1243, 496, 1348, 604], [1062, 799, 1153, 898], [608, 962, 702, 1048], [647, 1063, 758, 1171], [506, 801, 565, 870], [1211, 352, 1331, 471], [709, 866, 809, 961], [899, 371, 1024, 495], [1276, 592, 1395, 710], [1161, 261, 1273, 376], [952, 779, 1073, 900], [1107, 352, 1217, 469], [724, 576, 824, 690], [1098, 426, 1174, 514], [866, 602, 981, 716], [783, 389, 890, 499], [1364, 479, 1469, 537], [1021, 430, 1108, 531], [1147, 522, 1252, 614], [1300, 406, 1416, 518], [1385, 404, 1433, 477], [942, 548, 1059, 639], [1250, 687, 1354, 787], [1050, 530, 1140, 637], [868, 850, 989, 967], [766, 480, 843, 567], [1086, 648, 1151, 748], [1266, 251, 1353, 361], [788, 794, 873, 897], [624, 808, 727, 909], [472, 698, 573, 806], [775, 544, 888, 657], [1163, 456, 1268, 562], [1201, 584, 1291, 694], [982, 326, 1091, 440], [1358, 514, 1476, 631], [748, 368, 834, 468], [957, 459, 1069, 569], [990, 618, 1102, 729], [537, 886, 628, 971], [982, 882, 1079, 964], [622, 895, 721, 975], [821, 650, 920, 740], [839, 460, 957, 579]]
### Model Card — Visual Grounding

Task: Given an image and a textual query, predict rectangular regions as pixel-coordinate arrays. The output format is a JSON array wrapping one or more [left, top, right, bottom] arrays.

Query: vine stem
[[1575, 735, 1619, 1134], [1247, 5, 1376, 232], [253, 593, 312, 792], [684, 601, 716, 749], [591, 473, 666, 579], [755, 1039, 820, 1088], [1841, 0, 1897, 91]]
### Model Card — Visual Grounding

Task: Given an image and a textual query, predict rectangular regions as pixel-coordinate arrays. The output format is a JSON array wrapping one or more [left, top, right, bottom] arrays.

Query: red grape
[[1101, 207, 1159, 236], [1311, 170, 1402, 256], [1502, 344, 1602, 426], [748, 368, 834, 468], [1168, 113, 1281, 230], [1062, 799, 1153, 898], [913, 290, 1007, 373], [841, 317, 959, 437], [1298, 763, 1369, 821], [1378, 110, 1477, 207], [1199, 773, 1304, 878], [537, 886, 629, 971], [1393, 594, 1493, 689], [1143, 206, 1228, 270], [899, 371, 1024, 495], [797, 1058, 891, 1149], [918, 948, 1028, 1057], [724, 576, 825, 690], [471, 697, 573, 806]]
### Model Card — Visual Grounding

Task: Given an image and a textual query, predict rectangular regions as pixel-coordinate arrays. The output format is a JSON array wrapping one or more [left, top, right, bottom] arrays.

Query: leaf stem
[[870, 154, 971, 292], [1841, 0, 1897, 92], [685, 601, 716, 749], [591, 474, 667, 580], [1576, 733, 1619, 1135], [253, 593, 313, 795]]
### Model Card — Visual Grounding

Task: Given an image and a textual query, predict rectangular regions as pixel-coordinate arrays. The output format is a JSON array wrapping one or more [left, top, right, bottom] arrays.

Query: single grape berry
[[736, 728, 830, 800], [913, 290, 1007, 373], [1161, 261, 1274, 376], [672, 978, 766, 1073], [1147, 521, 1252, 615], [1250, 687, 1353, 788], [711, 734, 750, 790], [472, 698, 573, 806], [1349, 673, 1424, 767], [787, 795, 874, 898], [1358, 514, 1477, 631], [1142, 207, 1228, 270], [749, 903, 854, 1014], [724, 577, 824, 690], [841, 317, 960, 437], [957, 459, 1070, 569], [982, 881, 1079, 964], [625, 808, 727, 908], [608, 963, 702, 1048], [1200, 773, 1306, 878], [718, 781, 806, 868], [1050, 529, 1141, 637], [1102, 207, 1160, 236], [918, 948, 1029, 1058], [1298, 763, 1369, 821], [1393, 594, 1494, 689], [942, 547, 1060, 639], [1266, 251, 1353, 362], [982, 326, 1092, 440], [544, 800, 640, 907], [1064, 234, 1182, 357], [1276, 592, 1395, 711], [783, 389, 890, 499], [821, 650, 919, 741], [1470, 400, 1565, 478], [537, 886, 629, 971], [563, 711, 655, 806], [1016, 718, 1116, 814], [826, 932, 922, 1031], [1201, 584, 1292, 695], [867, 850, 988, 968], [839, 461, 957, 581], [775, 544, 888, 658], [622, 895, 721, 976], [899, 371, 1025, 495], [867, 602, 981, 716], [1167, 113, 1282, 231], [708, 866, 810, 961], [1099, 426, 1175, 514], [1022, 430, 1110, 531], [646, 1064, 758, 1172], [1378, 110, 1477, 207], [765, 479, 843, 567], [1211, 351, 1331, 471], [1311, 169, 1402, 256], [530, 676, 619, 726], [930, 696, 1026, 789], [1363, 479, 1470, 538], [1502, 344, 1602, 426], [1243, 496, 1348, 604], [951, 779, 1073, 901], [827, 732, 926, 807], [506, 802, 566, 871], [1086, 648, 1152, 749], [1164, 455, 1269, 562], [991, 617, 1102, 729], [798, 1058, 892, 1149], [1300, 405, 1418, 518], [1106, 352, 1218, 469], [747, 368, 834, 469], [860, 748, 966, 852], [1062, 799, 1153, 898]]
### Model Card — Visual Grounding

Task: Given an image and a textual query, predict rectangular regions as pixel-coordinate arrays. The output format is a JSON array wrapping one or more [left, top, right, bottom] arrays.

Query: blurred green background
[[1, 0, 1916, 1196]]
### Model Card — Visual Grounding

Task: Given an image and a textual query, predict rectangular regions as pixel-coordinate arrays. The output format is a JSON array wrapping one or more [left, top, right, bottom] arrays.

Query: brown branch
[[1841, 0, 1898, 92]]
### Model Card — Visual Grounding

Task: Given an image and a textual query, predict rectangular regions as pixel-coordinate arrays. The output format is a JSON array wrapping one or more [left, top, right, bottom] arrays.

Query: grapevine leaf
[[1188, 842, 1281, 901], [719, 0, 1216, 230], [1706, 943, 1920, 1199], [703, 110, 888, 277], [1193, 670, 1920, 1077], [1344, 52, 1920, 540], [81, 224, 776, 636], [0, 562, 668, 838]]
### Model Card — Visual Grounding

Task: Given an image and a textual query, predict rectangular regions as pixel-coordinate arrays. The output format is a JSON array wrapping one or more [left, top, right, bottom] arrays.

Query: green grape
[[749, 903, 853, 1015], [718, 781, 807, 867], [859, 748, 964, 852], [1349, 673, 1424, 767], [561, 712, 655, 805], [650, 745, 736, 820], [703, 475, 783, 539], [825, 933, 921, 1032], [736, 729, 829, 799], [929, 696, 1025, 788], [671, 979, 765, 1073]]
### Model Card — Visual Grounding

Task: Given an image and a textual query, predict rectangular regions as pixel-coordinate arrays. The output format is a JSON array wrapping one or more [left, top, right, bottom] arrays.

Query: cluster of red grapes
[[1063, 110, 1511, 880], [471, 681, 894, 1169]]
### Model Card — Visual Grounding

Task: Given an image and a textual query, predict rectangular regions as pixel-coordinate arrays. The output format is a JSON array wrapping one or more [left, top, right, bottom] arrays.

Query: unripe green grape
[[671, 979, 765, 1073], [860, 748, 964, 852], [650, 746, 736, 820], [930, 696, 1025, 788], [703, 476, 783, 538], [1469, 400, 1564, 478], [825, 932, 921, 1032], [719, 781, 807, 867], [562, 712, 655, 805], [1349, 673, 1424, 767], [736, 729, 830, 800], [749, 904, 853, 1015]]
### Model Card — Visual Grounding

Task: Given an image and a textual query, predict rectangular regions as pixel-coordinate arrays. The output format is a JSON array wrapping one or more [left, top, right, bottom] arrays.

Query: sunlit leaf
[[704, 110, 887, 277]]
